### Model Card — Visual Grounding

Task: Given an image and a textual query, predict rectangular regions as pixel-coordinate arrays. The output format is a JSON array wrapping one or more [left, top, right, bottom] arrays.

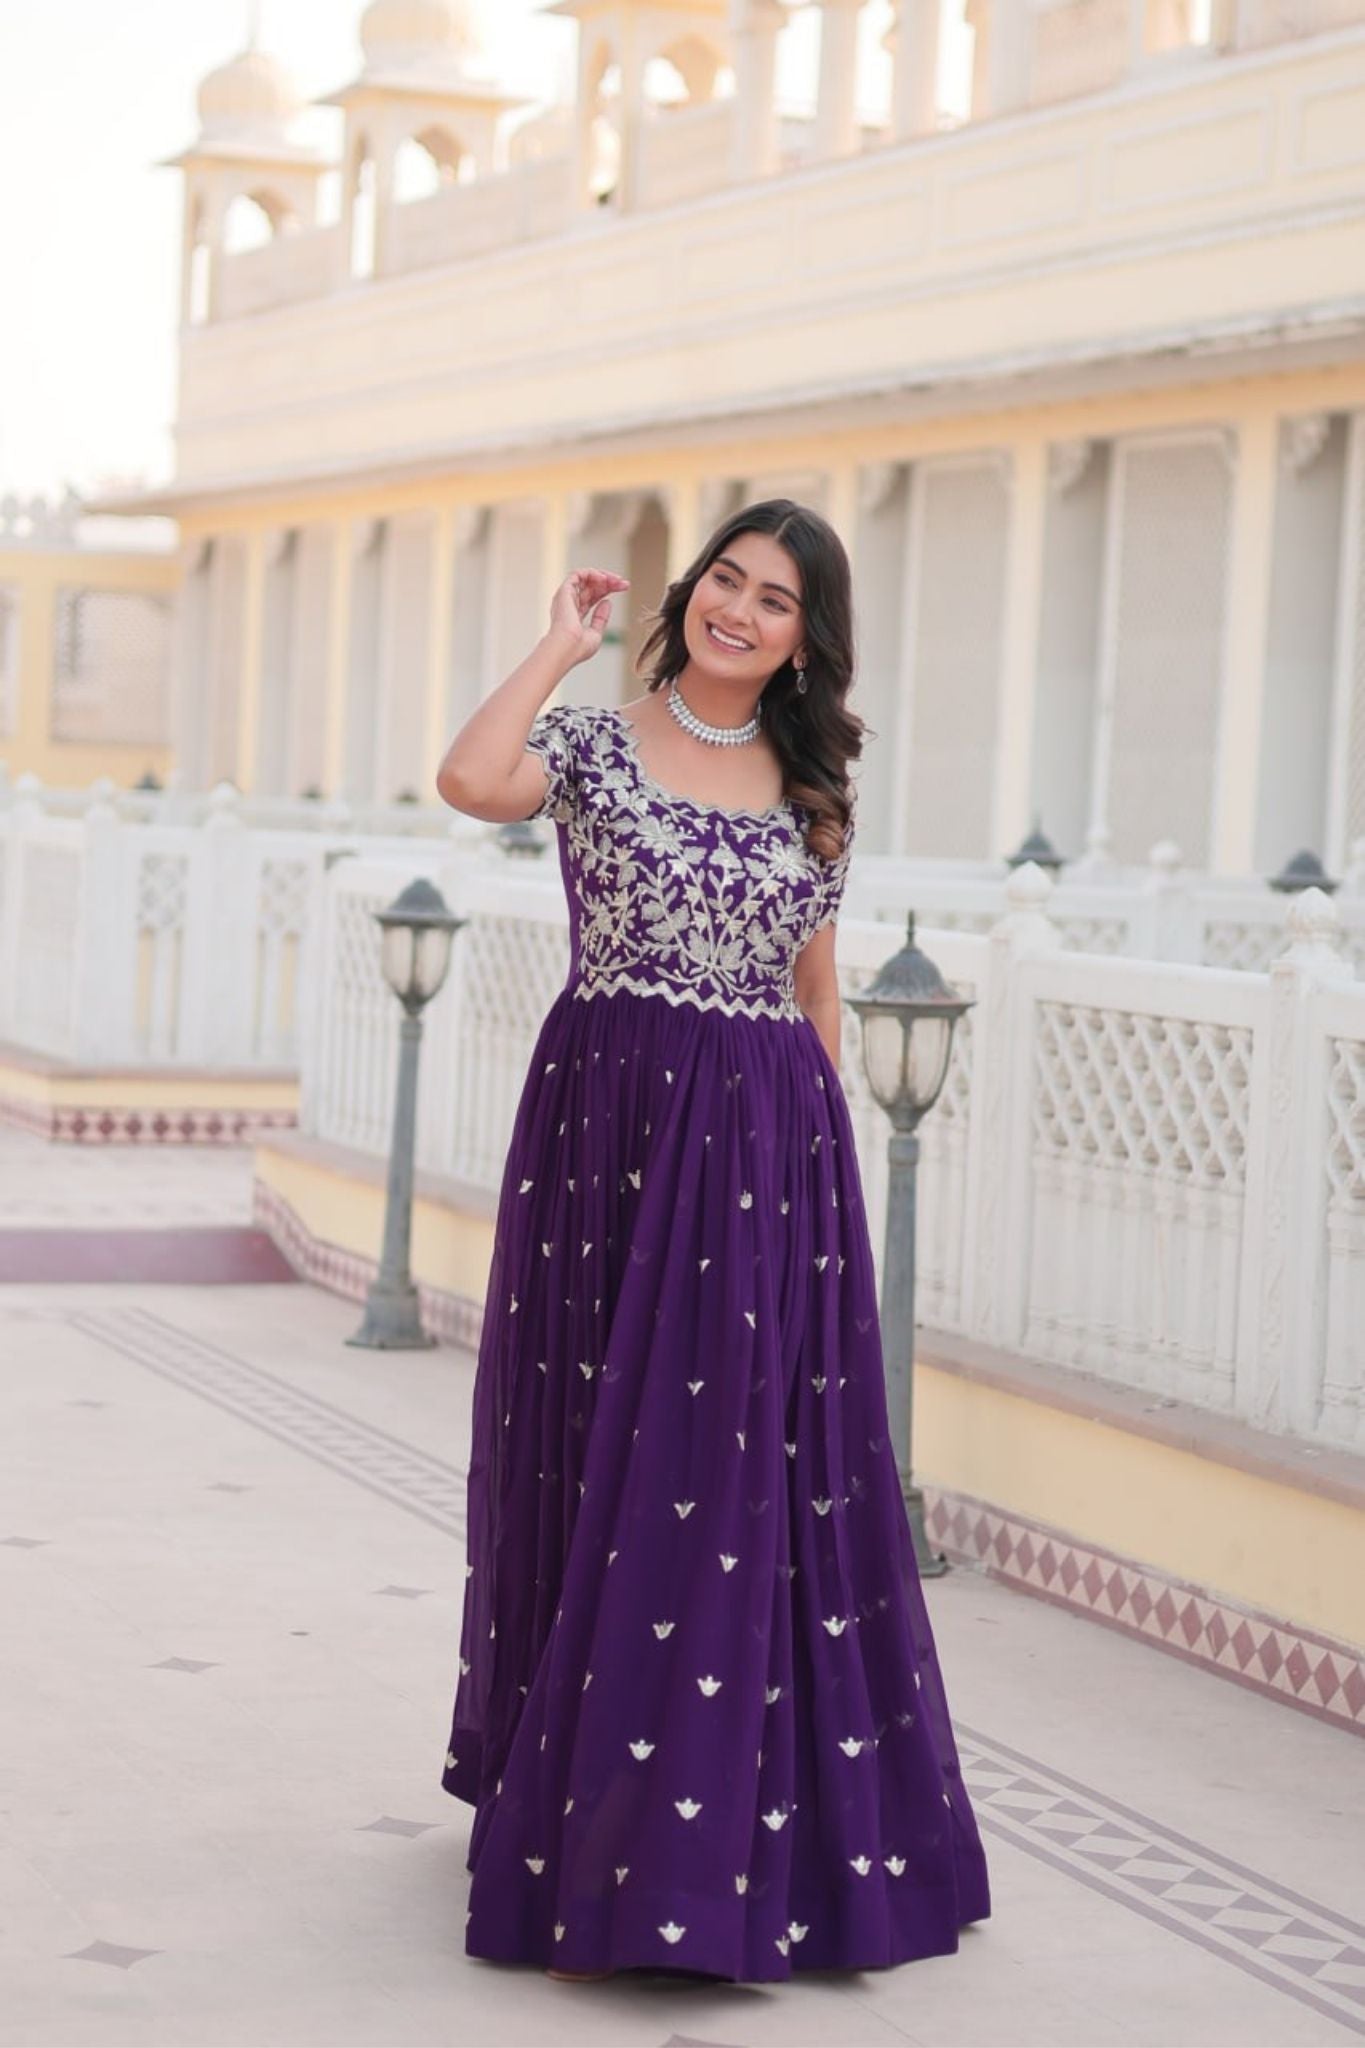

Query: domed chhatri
[[360, 0, 485, 69], [196, 46, 302, 140]]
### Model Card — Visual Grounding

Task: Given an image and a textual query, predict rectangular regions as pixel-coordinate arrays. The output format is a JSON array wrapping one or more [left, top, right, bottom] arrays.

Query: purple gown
[[440, 702, 991, 1980]]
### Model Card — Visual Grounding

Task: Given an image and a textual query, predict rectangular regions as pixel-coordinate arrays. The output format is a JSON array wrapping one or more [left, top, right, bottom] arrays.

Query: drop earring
[[794, 658, 808, 696]]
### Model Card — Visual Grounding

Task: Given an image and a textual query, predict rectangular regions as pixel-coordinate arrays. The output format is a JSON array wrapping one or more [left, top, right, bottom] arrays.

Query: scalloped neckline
[[610, 707, 797, 826]]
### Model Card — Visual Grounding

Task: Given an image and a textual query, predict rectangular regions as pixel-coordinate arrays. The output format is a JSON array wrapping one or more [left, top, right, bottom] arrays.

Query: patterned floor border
[[51, 1303, 1365, 2038], [64, 1304, 467, 1541], [0, 1091, 296, 1146], [958, 1725, 1365, 2038], [925, 1486, 1365, 1738]]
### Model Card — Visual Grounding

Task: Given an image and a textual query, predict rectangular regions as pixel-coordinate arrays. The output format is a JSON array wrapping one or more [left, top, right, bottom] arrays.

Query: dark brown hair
[[634, 497, 864, 862]]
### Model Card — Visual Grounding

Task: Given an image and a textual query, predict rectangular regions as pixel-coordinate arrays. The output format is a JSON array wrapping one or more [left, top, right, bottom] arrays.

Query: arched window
[[223, 191, 282, 254], [654, 34, 727, 103]]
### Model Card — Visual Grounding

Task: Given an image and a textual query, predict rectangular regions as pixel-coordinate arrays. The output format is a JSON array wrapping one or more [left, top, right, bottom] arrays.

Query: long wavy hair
[[634, 498, 865, 863]]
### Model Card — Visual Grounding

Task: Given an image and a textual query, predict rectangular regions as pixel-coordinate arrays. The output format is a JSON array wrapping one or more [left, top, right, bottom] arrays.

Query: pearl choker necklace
[[665, 675, 761, 748]]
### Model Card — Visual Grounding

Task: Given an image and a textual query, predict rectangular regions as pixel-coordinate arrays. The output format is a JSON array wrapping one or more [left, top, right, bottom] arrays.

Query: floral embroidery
[[522, 704, 856, 1025]]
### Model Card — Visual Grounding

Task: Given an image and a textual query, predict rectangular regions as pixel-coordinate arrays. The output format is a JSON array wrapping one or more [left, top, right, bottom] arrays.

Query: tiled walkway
[[2, 1144, 1363, 2046]]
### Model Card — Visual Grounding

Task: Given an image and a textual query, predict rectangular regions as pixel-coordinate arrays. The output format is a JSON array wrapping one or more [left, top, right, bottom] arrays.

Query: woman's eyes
[[714, 571, 788, 613]]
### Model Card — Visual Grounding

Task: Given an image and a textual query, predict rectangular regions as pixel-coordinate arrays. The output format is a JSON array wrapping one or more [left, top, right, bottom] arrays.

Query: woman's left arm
[[794, 920, 842, 1070]]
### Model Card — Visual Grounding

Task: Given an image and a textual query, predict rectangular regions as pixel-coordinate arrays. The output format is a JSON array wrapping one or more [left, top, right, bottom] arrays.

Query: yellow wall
[[0, 1053, 296, 1115], [256, 1138, 496, 1310], [0, 546, 179, 789], [917, 1361, 1365, 1653], [175, 361, 1365, 553]]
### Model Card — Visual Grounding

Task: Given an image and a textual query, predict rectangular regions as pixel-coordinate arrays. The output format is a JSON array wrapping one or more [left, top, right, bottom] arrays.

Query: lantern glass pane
[[413, 925, 454, 1004], [380, 922, 415, 1000], [861, 1009, 908, 1110], [906, 1016, 953, 1110]]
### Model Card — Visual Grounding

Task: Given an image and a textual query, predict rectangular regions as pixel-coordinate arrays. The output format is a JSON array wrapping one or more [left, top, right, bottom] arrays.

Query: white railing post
[[1238, 887, 1356, 1435], [815, 0, 865, 160], [191, 784, 256, 1066], [729, 0, 785, 180], [959, 861, 1063, 1346], [71, 783, 133, 1065], [1140, 838, 1196, 961], [886, 0, 942, 140], [0, 796, 22, 1044]]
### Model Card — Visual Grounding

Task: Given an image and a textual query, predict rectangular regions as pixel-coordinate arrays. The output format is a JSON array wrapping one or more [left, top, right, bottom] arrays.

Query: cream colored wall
[[175, 359, 1365, 872], [173, 35, 1365, 488], [915, 1361, 1365, 1653], [0, 547, 179, 789]]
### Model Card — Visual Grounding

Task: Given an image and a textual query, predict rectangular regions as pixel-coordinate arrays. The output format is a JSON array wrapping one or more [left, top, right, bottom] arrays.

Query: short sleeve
[[522, 703, 582, 824], [812, 780, 858, 931]]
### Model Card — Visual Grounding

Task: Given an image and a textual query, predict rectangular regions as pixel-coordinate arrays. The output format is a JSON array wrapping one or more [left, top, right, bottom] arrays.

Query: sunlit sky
[[0, 0, 936, 501]]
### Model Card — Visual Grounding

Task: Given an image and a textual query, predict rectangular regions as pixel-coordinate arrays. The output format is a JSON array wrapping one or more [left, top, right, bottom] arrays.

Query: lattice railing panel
[[1202, 918, 1365, 979], [450, 911, 573, 1189], [1326, 1036, 1365, 1205], [134, 853, 189, 1060], [1025, 1000, 1253, 1405], [1034, 1003, 1252, 1189], [255, 857, 312, 1065], [51, 587, 172, 746], [1322, 1032, 1365, 1446], [315, 882, 404, 1155]]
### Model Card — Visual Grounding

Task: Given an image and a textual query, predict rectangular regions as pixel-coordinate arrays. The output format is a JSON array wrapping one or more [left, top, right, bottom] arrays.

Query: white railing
[[388, 154, 575, 276], [301, 856, 1365, 1452], [3, 781, 1363, 1080], [0, 787, 355, 1068], [216, 225, 346, 323]]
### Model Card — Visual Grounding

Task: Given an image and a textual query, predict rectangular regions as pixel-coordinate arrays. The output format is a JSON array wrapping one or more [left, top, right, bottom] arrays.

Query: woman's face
[[681, 530, 806, 693]]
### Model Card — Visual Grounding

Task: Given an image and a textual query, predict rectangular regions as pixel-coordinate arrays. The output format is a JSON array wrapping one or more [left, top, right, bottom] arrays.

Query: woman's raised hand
[[548, 568, 630, 666]]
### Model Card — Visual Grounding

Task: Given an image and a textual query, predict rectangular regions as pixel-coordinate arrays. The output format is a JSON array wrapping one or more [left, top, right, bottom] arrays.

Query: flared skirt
[[441, 977, 990, 1981]]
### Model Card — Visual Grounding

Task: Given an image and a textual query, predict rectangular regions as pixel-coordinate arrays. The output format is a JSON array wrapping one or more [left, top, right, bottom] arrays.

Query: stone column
[[322, 521, 352, 798], [815, 0, 865, 161], [615, 11, 651, 211], [234, 529, 266, 795], [729, 0, 785, 180], [988, 0, 1032, 114], [885, 0, 942, 140], [424, 505, 458, 785], [1209, 412, 1276, 875], [990, 437, 1048, 861], [661, 477, 701, 586]]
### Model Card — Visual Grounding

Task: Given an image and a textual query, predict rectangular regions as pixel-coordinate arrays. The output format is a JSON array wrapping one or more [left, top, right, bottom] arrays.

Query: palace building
[[80, 0, 1365, 876]]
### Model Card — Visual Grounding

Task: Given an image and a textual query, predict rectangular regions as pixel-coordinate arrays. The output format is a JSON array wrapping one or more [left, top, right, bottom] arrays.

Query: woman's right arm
[[435, 568, 628, 823]]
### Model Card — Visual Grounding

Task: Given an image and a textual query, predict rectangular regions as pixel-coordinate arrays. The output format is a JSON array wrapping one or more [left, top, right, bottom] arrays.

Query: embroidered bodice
[[523, 703, 856, 1025]]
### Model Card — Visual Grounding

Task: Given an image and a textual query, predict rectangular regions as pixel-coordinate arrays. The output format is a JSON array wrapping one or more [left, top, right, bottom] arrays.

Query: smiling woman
[[432, 496, 991, 1985]]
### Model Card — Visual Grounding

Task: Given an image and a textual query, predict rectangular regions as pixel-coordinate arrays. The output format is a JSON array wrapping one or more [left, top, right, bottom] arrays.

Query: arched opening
[[393, 126, 469, 202], [654, 33, 727, 104], [223, 190, 291, 254], [415, 122, 470, 182]]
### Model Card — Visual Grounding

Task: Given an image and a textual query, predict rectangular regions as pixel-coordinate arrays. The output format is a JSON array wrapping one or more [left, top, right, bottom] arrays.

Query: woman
[[435, 498, 991, 1983]]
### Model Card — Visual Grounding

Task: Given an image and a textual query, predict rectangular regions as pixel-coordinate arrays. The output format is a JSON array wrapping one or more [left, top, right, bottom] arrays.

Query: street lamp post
[[347, 877, 463, 1352], [848, 911, 975, 1577]]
